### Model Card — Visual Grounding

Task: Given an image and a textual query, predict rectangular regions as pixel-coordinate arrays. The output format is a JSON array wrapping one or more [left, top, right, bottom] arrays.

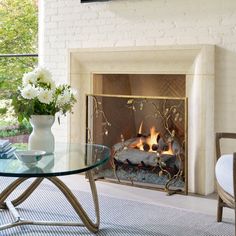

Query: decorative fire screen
[[86, 94, 188, 195]]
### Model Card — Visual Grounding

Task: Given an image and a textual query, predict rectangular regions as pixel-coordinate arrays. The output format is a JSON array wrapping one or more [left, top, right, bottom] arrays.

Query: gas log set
[[111, 124, 184, 194]]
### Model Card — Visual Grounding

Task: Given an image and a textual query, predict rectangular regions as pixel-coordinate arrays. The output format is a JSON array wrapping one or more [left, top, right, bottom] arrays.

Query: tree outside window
[[0, 0, 38, 143]]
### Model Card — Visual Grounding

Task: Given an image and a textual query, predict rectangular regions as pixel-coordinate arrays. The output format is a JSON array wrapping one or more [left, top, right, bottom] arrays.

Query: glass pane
[[0, 143, 110, 177]]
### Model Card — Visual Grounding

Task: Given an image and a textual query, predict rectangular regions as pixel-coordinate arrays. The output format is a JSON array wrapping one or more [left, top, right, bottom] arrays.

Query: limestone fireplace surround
[[68, 45, 215, 195]]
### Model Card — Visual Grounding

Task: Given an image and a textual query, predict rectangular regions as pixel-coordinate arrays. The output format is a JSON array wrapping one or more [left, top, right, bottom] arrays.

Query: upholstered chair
[[215, 132, 236, 235]]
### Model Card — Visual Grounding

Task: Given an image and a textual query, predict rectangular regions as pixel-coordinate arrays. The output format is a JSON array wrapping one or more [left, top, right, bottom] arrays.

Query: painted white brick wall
[[39, 0, 236, 144]]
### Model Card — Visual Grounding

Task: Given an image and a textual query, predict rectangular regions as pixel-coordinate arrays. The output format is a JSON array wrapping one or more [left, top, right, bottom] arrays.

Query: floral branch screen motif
[[86, 94, 188, 194]]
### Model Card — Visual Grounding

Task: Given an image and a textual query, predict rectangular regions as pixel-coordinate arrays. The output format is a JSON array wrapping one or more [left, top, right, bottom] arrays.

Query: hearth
[[86, 94, 188, 194]]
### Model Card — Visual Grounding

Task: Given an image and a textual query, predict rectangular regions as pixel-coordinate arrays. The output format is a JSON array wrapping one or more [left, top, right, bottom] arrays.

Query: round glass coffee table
[[0, 143, 110, 233]]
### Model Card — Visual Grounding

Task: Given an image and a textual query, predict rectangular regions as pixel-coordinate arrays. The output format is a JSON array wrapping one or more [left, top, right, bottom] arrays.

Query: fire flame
[[138, 121, 143, 135], [136, 138, 144, 151], [161, 142, 174, 155], [147, 126, 159, 147], [135, 122, 174, 155]]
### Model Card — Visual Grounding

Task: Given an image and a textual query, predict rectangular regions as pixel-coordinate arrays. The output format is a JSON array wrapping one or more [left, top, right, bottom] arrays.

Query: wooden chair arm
[[234, 153, 236, 200], [215, 132, 236, 161]]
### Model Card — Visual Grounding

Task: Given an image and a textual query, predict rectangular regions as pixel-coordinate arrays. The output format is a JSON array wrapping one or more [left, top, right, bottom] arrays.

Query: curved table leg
[[4, 178, 44, 209], [0, 171, 100, 233], [0, 177, 27, 208], [47, 170, 100, 233], [0, 177, 43, 208]]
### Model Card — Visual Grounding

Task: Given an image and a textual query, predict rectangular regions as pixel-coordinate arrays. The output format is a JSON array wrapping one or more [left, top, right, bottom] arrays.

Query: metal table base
[[0, 171, 100, 233]]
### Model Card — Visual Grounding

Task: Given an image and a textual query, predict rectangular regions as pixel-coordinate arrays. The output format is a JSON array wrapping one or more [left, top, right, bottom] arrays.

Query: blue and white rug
[[0, 177, 234, 236]]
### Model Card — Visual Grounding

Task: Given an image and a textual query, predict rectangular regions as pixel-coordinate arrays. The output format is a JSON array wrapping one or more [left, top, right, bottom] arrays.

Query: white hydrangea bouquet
[[12, 66, 77, 122]]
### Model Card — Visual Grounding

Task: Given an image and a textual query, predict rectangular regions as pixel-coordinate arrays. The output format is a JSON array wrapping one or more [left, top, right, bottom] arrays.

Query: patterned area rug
[[0, 177, 234, 236]]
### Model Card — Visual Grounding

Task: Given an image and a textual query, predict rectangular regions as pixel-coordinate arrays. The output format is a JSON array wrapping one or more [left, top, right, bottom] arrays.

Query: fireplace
[[69, 45, 215, 195]]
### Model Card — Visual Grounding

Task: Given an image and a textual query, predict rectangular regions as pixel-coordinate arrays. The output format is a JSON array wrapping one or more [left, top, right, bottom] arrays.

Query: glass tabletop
[[0, 143, 110, 178]]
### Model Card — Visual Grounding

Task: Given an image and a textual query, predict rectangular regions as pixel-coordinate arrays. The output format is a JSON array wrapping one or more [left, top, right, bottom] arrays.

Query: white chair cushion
[[215, 154, 234, 196]]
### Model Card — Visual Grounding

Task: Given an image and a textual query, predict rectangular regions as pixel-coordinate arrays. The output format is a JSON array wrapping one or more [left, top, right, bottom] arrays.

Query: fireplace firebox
[[86, 94, 188, 194]]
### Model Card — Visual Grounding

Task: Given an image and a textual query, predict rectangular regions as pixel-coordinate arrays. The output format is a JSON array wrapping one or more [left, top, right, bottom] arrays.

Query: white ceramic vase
[[28, 115, 55, 154]]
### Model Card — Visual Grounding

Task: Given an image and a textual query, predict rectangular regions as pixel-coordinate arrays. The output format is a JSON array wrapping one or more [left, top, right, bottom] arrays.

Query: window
[[0, 0, 38, 144]]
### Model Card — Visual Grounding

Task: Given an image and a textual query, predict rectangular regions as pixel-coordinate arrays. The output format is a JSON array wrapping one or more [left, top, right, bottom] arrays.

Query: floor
[[61, 174, 234, 220]]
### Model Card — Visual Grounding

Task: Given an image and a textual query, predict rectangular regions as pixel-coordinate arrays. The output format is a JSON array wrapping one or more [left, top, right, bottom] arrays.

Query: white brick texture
[[40, 0, 236, 145]]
